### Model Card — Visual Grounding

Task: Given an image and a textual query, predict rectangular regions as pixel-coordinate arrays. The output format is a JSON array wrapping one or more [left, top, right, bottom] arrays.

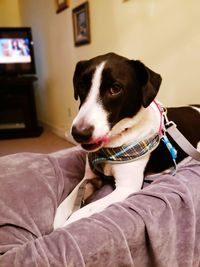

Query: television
[[0, 27, 36, 76]]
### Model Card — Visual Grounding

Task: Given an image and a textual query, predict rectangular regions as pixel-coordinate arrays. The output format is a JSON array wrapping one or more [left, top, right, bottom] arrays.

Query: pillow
[[0, 148, 200, 267]]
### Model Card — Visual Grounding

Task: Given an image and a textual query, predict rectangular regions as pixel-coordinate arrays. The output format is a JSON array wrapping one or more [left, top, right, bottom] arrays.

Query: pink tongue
[[101, 136, 109, 143]]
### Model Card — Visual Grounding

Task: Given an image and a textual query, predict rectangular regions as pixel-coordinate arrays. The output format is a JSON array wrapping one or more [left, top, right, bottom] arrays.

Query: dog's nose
[[71, 124, 94, 143]]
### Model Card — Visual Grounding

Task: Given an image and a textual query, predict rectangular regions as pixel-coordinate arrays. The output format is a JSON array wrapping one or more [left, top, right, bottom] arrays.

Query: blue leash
[[161, 133, 177, 175]]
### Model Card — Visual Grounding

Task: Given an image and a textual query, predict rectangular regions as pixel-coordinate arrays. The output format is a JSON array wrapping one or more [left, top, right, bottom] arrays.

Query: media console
[[0, 76, 43, 139]]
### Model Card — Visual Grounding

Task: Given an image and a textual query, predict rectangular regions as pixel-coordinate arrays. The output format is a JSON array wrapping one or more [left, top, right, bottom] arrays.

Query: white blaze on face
[[72, 61, 110, 140]]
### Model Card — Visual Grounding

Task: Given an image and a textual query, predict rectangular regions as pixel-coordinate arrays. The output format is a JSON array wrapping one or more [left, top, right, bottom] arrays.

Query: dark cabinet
[[0, 76, 42, 139]]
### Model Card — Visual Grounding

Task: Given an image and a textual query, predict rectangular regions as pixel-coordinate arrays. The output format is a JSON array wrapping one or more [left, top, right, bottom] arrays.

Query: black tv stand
[[0, 76, 43, 139]]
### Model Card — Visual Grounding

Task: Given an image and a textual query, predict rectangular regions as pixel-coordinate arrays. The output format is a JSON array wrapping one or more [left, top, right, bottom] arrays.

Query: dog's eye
[[109, 83, 123, 96]]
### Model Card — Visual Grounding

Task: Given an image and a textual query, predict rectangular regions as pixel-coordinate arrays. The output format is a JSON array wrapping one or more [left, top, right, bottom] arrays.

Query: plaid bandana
[[88, 133, 160, 175]]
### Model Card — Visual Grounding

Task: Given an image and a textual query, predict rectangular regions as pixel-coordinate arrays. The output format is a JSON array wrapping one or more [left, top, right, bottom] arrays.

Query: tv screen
[[0, 27, 36, 76]]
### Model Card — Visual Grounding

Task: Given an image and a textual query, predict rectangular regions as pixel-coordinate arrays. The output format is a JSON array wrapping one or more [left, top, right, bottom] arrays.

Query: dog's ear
[[73, 60, 87, 100], [133, 60, 162, 108]]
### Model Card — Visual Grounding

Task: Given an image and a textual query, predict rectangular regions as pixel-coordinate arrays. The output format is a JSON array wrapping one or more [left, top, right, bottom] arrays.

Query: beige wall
[[18, 0, 200, 139], [0, 0, 21, 26]]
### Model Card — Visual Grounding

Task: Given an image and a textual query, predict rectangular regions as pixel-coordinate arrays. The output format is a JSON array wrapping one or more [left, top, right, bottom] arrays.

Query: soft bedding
[[0, 146, 200, 267]]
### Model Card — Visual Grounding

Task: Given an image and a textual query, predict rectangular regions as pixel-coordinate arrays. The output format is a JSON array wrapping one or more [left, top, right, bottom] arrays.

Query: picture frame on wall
[[55, 0, 69, 14], [72, 2, 91, 46]]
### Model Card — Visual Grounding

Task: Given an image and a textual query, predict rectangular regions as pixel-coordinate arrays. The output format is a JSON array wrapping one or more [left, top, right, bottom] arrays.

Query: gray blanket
[[0, 146, 200, 267]]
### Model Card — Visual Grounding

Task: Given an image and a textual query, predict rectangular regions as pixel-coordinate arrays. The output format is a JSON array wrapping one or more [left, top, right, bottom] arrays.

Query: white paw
[[63, 205, 94, 226]]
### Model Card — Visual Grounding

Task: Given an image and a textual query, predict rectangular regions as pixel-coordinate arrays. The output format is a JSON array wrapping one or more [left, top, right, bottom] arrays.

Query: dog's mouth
[[81, 136, 109, 152], [81, 141, 103, 151]]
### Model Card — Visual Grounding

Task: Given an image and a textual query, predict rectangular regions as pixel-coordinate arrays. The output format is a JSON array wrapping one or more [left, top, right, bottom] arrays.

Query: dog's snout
[[71, 124, 94, 143]]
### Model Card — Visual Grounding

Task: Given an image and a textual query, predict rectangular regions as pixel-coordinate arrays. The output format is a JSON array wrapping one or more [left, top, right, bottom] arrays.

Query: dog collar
[[88, 133, 160, 175]]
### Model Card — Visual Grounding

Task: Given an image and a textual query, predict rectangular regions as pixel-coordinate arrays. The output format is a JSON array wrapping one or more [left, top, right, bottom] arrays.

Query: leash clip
[[162, 109, 177, 130], [165, 120, 177, 129]]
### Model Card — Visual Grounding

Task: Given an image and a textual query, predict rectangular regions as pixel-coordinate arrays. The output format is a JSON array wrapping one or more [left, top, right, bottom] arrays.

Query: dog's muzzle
[[71, 124, 94, 143], [71, 124, 108, 151]]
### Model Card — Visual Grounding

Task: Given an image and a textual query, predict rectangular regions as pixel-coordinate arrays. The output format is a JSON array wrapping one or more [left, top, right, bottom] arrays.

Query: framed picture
[[55, 0, 69, 14], [72, 2, 91, 46]]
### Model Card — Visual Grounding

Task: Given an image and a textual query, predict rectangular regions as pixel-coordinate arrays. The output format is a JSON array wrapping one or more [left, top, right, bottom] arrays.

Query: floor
[[0, 130, 74, 156]]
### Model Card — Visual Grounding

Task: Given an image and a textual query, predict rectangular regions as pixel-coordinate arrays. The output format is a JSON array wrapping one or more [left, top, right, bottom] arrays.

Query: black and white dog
[[54, 53, 200, 228]]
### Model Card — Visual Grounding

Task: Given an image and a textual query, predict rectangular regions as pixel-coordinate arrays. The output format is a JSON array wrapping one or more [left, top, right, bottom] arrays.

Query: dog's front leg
[[53, 157, 97, 229], [63, 186, 136, 226], [63, 157, 148, 226]]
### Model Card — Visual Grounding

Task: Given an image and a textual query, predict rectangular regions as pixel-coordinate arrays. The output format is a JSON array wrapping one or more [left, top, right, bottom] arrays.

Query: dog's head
[[71, 53, 162, 151]]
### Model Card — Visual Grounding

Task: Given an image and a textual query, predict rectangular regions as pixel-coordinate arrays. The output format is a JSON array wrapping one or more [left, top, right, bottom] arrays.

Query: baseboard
[[64, 131, 76, 144], [39, 120, 76, 145]]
